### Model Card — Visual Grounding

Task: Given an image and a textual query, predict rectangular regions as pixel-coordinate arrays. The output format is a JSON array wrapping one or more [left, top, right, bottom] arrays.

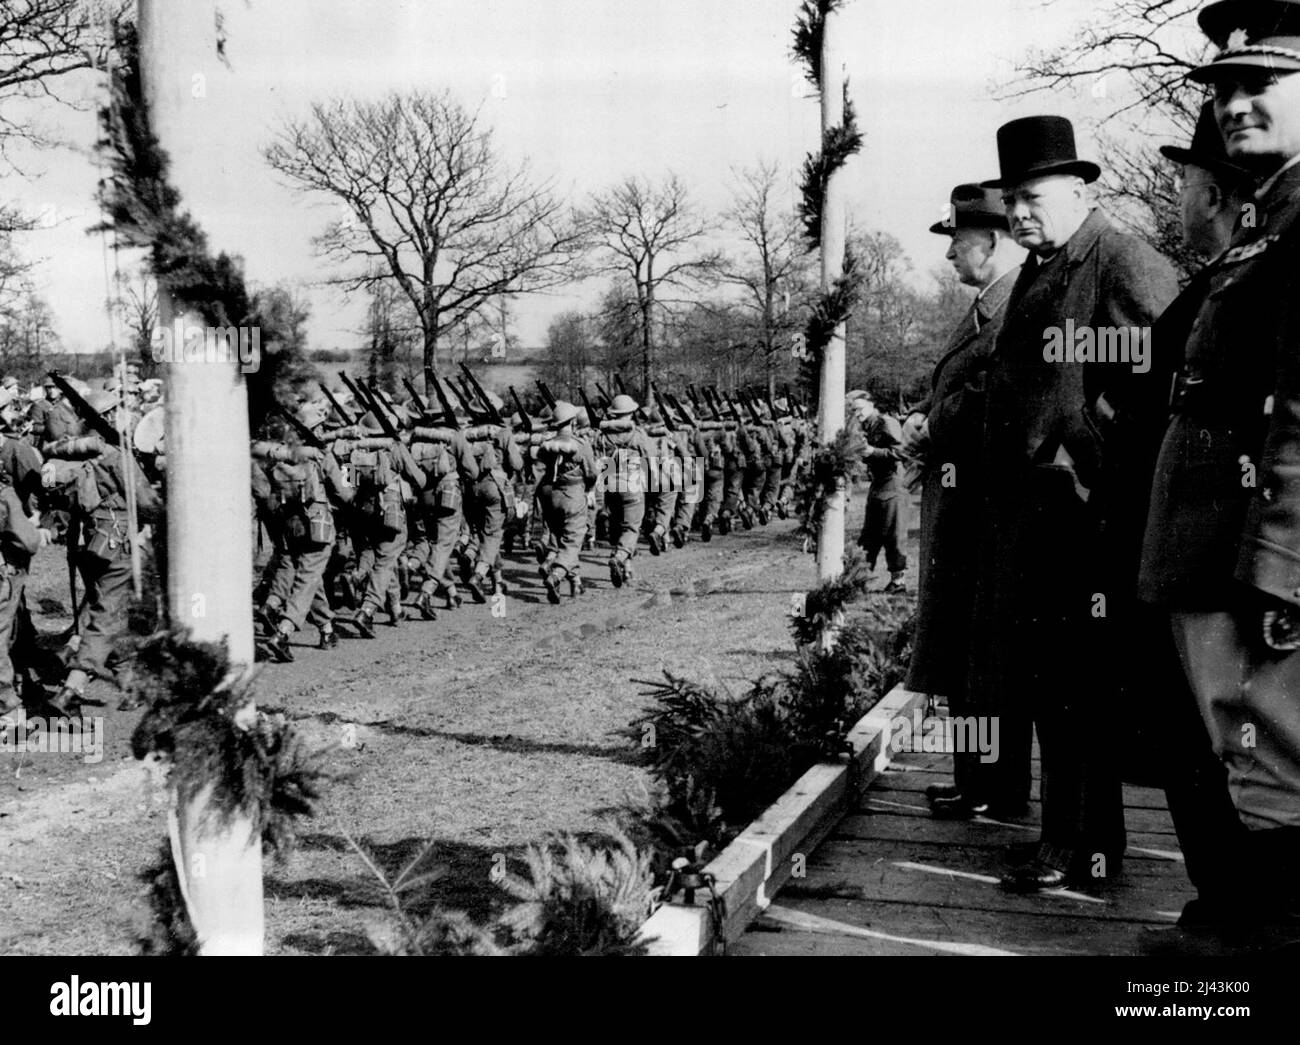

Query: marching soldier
[[254, 402, 352, 661], [461, 405, 524, 600], [44, 392, 161, 712], [598, 394, 654, 588], [335, 412, 425, 638], [641, 408, 678, 556], [536, 401, 598, 603], [406, 405, 479, 616]]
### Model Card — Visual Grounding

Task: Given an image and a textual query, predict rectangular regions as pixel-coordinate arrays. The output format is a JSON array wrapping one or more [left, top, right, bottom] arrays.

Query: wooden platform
[[731, 748, 1194, 956]]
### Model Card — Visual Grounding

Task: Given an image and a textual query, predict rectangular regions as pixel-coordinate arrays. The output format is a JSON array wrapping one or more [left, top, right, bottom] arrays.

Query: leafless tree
[[720, 161, 812, 396], [0, 0, 127, 161], [109, 262, 157, 372], [578, 173, 721, 399], [1004, 0, 1211, 274], [264, 89, 584, 386]]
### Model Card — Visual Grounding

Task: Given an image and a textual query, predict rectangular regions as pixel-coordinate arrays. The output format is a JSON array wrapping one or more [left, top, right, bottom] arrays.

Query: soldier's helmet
[[609, 394, 638, 417], [86, 390, 117, 416], [550, 401, 580, 428], [359, 412, 384, 434], [297, 401, 328, 431]]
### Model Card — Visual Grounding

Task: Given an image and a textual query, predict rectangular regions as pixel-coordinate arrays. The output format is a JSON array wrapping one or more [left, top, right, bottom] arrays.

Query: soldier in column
[[536, 402, 598, 603]]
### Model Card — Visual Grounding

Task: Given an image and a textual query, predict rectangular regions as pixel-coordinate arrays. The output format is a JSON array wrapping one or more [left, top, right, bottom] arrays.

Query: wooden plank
[[797, 840, 1193, 924], [733, 898, 1180, 956], [873, 770, 1172, 813], [854, 795, 1179, 837], [639, 685, 929, 955]]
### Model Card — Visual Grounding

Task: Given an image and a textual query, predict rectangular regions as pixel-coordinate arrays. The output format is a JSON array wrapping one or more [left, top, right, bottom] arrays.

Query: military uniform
[[597, 402, 654, 587], [461, 422, 523, 597], [406, 422, 478, 613], [536, 405, 598, 602]]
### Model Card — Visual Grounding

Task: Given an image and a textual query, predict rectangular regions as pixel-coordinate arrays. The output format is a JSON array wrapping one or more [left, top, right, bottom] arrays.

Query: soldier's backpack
[[600, 419, 644, 495]]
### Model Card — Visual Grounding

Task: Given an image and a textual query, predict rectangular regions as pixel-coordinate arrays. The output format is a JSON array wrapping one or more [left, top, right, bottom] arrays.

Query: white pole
[[816, 7, 847, 585], [138, 0, 263, 956]]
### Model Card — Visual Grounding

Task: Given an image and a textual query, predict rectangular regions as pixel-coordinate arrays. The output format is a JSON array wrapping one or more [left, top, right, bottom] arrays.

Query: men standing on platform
[[974, 116, 1179, 892], [1139, 1, 1300, 944], [901, 183, 1024, 819]]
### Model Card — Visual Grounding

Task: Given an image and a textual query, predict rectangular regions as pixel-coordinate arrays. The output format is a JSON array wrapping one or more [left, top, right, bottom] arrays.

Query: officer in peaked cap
[[1136, 0, 1300, 949]]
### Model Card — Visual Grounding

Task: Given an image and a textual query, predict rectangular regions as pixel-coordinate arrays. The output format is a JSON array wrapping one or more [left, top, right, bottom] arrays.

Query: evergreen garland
[[793, 425, 867, 541], [94, 21, 294, 429], [791, 1, 864, 381]]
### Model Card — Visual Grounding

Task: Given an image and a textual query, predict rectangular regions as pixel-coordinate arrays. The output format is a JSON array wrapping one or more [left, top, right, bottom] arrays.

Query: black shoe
[[609, 558, 624, 589], [757, 507, 770, 525], [700, 521, 713, 542], [739, 509, 754, 530], [418, 592, 439, 621], [465, 572, 487, 603], [543, 569, 562, 605], [776, 502, 788, 520], [254, 603, 281, 634], [883, 579, 907, 595], [717, 515, 731, 536], [318, 629, 339, 651], [1000, 861, 1068, 893], [534, 542, 549, 564], [353, 608, 376, 639], [647, 531, 663, 556], [929, 795, 989, 820], [671, 526, 686, 549], [924, 783, 961, 802]]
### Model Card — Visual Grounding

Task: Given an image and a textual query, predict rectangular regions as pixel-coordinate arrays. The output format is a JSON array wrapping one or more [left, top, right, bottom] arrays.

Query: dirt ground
[[0, 488, 918, 955]]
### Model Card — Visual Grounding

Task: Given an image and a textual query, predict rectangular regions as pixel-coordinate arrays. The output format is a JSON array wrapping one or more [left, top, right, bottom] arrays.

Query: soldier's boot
[[739, 505, 755, 530], [254, 596, 283, 635], [608, 555, 623, 589], [568, 572, 583, 598], [756, 506, 770, 526], [417, 589, 439, 621], [717, 512, 732, 536], [701, 519, 713, 542], [458, 549, 475, 586], [318, 625, 339, 651], [646, 525, 665, 556], [440, 580, 462, 610], [465, 565, 488, 604], [541, 565, 562, 605], [776, 500, 789, 521], [48, 669, 89, 717], [883, 572, 907, 595], [262, 622, 295, 663], [337, 571, 357, 609], [353, 606, 377, 639], [671, 525, 687, 549], [489, 567, 506, 596], [534, 540, 550, 564], [386, 587, 405, 625]]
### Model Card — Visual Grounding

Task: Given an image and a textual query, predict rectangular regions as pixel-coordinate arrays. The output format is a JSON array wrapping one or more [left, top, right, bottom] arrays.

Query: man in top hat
[[973, 115, 1180, 892], [901, 183, 1025, 819], [1138, 1, 1300, 945]]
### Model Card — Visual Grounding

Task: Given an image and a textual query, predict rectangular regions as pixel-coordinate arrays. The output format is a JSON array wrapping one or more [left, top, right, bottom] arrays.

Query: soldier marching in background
[[536, 401, 598, 603]]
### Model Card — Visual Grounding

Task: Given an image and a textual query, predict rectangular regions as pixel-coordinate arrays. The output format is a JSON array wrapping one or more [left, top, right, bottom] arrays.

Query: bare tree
[[109, 262, 158, 373], [264, 89, 584, 385], [0, 0, 127, 161], [578, 173, 721, 399], [720, 161, 812, 396], [1005, 0, 1209, 274]]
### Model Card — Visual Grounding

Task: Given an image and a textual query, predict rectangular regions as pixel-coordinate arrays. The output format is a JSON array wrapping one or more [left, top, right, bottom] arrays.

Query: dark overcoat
[[905, 267, 1017, 696], [968, 207, 1179, 710], [1140, 163, 1300, 612]]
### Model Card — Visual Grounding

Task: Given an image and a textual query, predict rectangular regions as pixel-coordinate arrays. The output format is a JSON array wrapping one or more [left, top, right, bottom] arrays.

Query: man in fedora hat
[[1137, 0, 1300, 945], [901, 183, 1025, 819], [972, 115, 1180, 892]]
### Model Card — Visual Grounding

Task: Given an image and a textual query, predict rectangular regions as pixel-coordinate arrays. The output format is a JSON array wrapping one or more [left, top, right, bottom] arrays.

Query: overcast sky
[[3, 0, 1181, 354]]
